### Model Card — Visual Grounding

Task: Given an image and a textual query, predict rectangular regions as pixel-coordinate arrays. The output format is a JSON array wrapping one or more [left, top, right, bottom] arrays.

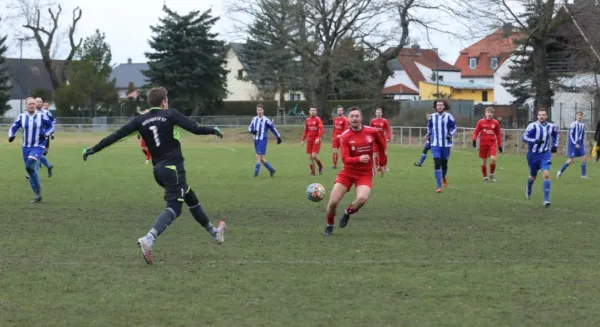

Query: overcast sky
[[1, 0, 477, 66]]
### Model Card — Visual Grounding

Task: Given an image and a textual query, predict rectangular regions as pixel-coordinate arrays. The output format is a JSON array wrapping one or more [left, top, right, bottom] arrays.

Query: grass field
[[2, 130, 600, 327]]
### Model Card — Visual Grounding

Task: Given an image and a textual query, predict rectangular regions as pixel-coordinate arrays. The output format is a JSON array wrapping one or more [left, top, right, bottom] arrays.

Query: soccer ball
[[306, 183, 326, 202]]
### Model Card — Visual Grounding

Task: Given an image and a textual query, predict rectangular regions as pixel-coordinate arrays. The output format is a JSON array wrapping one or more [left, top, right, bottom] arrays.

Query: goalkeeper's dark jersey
[[91, 107, 217, 165]]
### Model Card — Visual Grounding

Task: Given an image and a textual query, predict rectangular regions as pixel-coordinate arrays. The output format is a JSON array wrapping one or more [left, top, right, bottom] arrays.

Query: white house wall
[[414, 62, 461, 83], [383, 70, 418, 91], [492, 56, 516, 105], [552, 91, 596, 129], [224, 48, 260, 101]]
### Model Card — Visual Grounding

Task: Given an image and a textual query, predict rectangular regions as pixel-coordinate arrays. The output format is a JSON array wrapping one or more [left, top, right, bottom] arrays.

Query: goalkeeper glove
[[472, 140, 477, 148], [498, 146, 503, 153], [551, 147, 557, 153], [82, 147, 95, 161], [213, 127, 223, 138]]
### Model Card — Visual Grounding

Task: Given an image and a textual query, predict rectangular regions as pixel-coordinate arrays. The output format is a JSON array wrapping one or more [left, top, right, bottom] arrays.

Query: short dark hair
[[433, 99, 450, 111], [537, 107, 548, 113], [347, 106, 361, 114], [256, 104, 263, 109], [43, 100, 49, 104], [147, 87, 168, 107]]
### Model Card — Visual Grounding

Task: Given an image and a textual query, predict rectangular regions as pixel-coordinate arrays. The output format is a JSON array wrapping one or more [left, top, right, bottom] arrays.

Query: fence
[[1, 124, 596, 157]]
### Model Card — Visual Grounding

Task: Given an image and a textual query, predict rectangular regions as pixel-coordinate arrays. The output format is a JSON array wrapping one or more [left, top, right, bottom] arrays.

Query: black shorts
[[153, 161, 188, 202], [45, 138, 50, 149]]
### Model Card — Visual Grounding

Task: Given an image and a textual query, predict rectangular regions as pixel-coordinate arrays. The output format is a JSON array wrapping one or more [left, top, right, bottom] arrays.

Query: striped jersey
[[568, 120, 585, 145], [9, 111, 55, 148], [427, 112, 457, 147], [248, 116, 281, 141], [522, 121, 559, 154]]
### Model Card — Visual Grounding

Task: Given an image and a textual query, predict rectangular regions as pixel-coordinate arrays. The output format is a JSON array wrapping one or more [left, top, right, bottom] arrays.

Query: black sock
[[151, 208, 177, 237], [189, 204, 216, 233]]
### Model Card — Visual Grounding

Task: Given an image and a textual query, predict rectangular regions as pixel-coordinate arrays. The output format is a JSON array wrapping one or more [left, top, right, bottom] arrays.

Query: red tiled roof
[[454, 28, 522, 78], [387, 48, 460, 93], [382, 83, 419, 95]]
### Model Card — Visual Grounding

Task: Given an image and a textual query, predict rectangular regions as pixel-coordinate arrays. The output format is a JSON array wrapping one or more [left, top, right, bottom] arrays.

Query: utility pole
[[18, 37, 33, 114], [433, 48, 440, 98]]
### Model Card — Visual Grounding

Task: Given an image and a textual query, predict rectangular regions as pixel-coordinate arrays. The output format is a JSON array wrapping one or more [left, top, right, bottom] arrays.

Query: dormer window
[[237, 69, 244, 79], [490, 57, 499, 69], [468, 57, 477, 69]]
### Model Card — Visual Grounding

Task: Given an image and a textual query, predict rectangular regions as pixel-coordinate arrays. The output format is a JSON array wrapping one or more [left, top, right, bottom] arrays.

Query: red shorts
[[140, 139, 147, 148], [478, 145, 497, 159], [334, 171, 373, 190], [332, 136, 341, 148], [306, 140, 321, 154]]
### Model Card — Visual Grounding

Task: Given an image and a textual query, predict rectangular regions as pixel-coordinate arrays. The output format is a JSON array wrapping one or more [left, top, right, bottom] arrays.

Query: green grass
[[2, 132, 600, 327]]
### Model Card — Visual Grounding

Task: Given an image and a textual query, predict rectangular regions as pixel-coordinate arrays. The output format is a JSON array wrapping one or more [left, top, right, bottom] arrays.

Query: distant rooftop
[[422, 80, 492, 89]]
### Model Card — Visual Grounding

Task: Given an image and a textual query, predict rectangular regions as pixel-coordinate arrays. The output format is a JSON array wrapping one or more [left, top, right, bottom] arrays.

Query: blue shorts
[[22, 147, 44, 163], [254, 139, 267, 155], [431, 146, 451, 160], [423, 142, 431, 151], [567, 143, 585, 158], [527, 152, 551, 176]]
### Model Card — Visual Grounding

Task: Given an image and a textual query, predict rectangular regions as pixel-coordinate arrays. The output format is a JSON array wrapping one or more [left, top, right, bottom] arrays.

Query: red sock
[[333, 153, 338, 166], [315, 159, 323, 169], [490, 163, 496, 174], [310, 164, 315, 174], [481, 165, 487, 177], [346, 205, 358, 215], [327, 213, 335, 225]]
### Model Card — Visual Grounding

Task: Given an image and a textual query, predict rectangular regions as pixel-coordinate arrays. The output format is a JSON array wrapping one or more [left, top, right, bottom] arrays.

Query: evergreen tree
[[329, 37, 379, 100], [0, 26, 11, 116], [143, 6, 228, 115]]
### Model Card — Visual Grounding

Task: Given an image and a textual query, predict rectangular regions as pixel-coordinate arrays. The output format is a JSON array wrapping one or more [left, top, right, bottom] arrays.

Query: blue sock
[[253, 162, 261, 177], [543, 179, 551, 202], [442, 169, 447, 179], [434, 169, 442, 188], [28, 167, 40, 194], [526, 178, 534, 198], [40, 155, 52, 168], [581, 162, 587, 176], [263, 161, 274, 172], [559, 162, 569, 173], [419, 154, 426, 164]]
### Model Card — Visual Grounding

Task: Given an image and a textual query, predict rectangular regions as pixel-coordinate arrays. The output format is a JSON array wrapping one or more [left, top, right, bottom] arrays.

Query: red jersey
[[332, 116, 349, 137], [340, 126, 387, 175], [302, 116, 324, 141], [369, 118, 391, 141], [473, 118, 502, 147]]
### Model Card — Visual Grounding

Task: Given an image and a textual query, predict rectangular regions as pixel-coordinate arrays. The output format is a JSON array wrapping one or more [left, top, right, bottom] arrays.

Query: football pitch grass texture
[[2, 133, 600, 326]]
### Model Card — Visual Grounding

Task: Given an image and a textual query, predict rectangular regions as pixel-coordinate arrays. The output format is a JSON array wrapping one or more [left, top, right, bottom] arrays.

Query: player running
[[370, 108, 391, 172], [136, 109, 152, 164], [428, 100, 456, 192], [249, 104, 282, 177], [82, 87, 226, 264], [414, 112, 432, 167], [472, 107, 503, 182], [34, 98, 55, 177], [523, 108, 558, 207], [9, 97, 55, 203], [324, 107, 387, 235], [331, 105, 348, 169], [558, 111, 588, 179], [301, 107, 325, 175]]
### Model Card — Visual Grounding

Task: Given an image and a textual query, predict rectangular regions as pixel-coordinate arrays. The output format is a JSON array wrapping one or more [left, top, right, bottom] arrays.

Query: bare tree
[[7, 0, 82, 89], [227, 0, 383, 110]]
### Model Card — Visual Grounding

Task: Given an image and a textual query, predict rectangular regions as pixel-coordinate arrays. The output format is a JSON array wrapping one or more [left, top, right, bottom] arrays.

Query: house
[[419, 81, 493, 103], [382, 46, 461, 100], [3, 58, 61, 118], [226, 43, 306, 103], [108, 59, 149, 99]]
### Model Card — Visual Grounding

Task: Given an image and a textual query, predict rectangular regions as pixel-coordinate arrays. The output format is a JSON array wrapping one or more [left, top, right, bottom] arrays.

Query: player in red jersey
[[369, 108, 391, 172], [301, 107, 325, 175], [137, 109, 152, 164], [324, 107, 387, 235], [472, 107, 503, 182], [331, 105, 349, 169]]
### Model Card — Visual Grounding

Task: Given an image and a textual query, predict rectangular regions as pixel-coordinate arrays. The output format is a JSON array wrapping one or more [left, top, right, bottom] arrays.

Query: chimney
[[127, 58, 132, 64], [502, 23, 513, 38], [411, 43, 421, 55]]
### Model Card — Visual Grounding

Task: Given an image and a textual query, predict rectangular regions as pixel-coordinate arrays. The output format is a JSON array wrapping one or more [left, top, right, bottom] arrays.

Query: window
[[490, 57, 499, 69], [289, 93, 301, 101], [237, 69, 243, 79], [437, 75, 444, 82], [468, 57, 477, 69], [482, 91, 488, 102]]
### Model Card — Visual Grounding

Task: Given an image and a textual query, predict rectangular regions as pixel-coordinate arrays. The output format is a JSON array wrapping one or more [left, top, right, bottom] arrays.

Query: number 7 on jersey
[[149, 125, 160, 146]]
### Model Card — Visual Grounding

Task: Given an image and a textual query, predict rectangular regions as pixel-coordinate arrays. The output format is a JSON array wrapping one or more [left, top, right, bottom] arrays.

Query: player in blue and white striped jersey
[[522, 108, 558, 207], [557, 111, 589, 179], [427, 101, 457, 192], [248, 104, 282, 177], [8, 97, 55, 203]]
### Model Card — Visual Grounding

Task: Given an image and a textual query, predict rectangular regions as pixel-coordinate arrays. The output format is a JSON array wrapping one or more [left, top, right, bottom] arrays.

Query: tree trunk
[[532, 39, 552, 115]]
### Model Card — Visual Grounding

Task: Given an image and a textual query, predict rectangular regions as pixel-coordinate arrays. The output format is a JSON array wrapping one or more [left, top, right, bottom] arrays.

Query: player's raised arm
[[8, 115, 22, 141], [340, 132, 361, 165], [84, 119, 139, 159], [170, 109, 222, 136], [522, 124, 538, 143]]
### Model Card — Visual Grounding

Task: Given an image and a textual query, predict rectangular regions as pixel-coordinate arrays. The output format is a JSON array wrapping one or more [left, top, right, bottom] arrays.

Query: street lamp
[[433, 47, 440, 98], [18, 37, 34, 113]]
